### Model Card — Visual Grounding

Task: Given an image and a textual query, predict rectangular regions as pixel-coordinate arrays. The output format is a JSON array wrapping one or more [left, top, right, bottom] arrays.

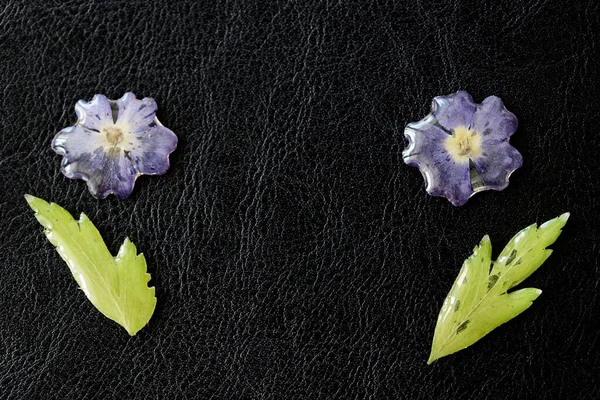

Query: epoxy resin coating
[[403, 91, 522, 206], [52, 93, 178, 199]]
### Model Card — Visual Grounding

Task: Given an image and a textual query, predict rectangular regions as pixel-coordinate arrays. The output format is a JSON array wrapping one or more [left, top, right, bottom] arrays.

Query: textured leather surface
[[1, 1, 599, 398]]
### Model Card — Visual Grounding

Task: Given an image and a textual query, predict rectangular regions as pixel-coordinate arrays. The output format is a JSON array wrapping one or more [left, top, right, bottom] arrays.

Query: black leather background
[[1, 1, 599, 399]]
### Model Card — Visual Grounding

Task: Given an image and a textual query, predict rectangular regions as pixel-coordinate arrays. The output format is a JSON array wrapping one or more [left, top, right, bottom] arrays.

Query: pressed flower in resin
[[403, 91, 522, 206], [52, 93, 178, 199]]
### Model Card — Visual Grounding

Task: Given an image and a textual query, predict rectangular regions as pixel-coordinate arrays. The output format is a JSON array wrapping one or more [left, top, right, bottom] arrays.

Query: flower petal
[[52, 125, 107, 159], [74, 94, 114, 131], [432, 91, 477, 132], [60, 147, 137, 199], [472, 96, 518, 144], [125, 125, 178, 175], [115, 92, 158, 133], [404, 121, 473, 206], [425, 159, 473, 206], [471, 142, 523, 191]]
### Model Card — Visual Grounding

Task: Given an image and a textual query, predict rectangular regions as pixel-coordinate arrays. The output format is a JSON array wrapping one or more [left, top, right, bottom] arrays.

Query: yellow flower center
[[105, 127, 124, 146], [444, 126, 482, 163]]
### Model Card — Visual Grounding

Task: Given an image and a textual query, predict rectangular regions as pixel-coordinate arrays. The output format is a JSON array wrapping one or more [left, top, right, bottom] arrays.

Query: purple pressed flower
[[403, 91, 522, 206], [52, 93, 178, 199]]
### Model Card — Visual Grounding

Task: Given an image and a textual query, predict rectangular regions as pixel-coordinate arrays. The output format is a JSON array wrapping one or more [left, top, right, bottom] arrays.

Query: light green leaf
[[428, 213, 569, 364], [25, 194, 156, 336]]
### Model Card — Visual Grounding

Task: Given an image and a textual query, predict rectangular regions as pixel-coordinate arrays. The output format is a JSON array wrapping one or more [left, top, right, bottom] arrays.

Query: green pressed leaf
[[25, 195, 156, 335], [428, 213, 569, 364]]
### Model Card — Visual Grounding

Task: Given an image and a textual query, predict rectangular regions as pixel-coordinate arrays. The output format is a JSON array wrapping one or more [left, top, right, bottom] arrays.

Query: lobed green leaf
[[428, 213, 569, 364], [25, 195, 156, 335]]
